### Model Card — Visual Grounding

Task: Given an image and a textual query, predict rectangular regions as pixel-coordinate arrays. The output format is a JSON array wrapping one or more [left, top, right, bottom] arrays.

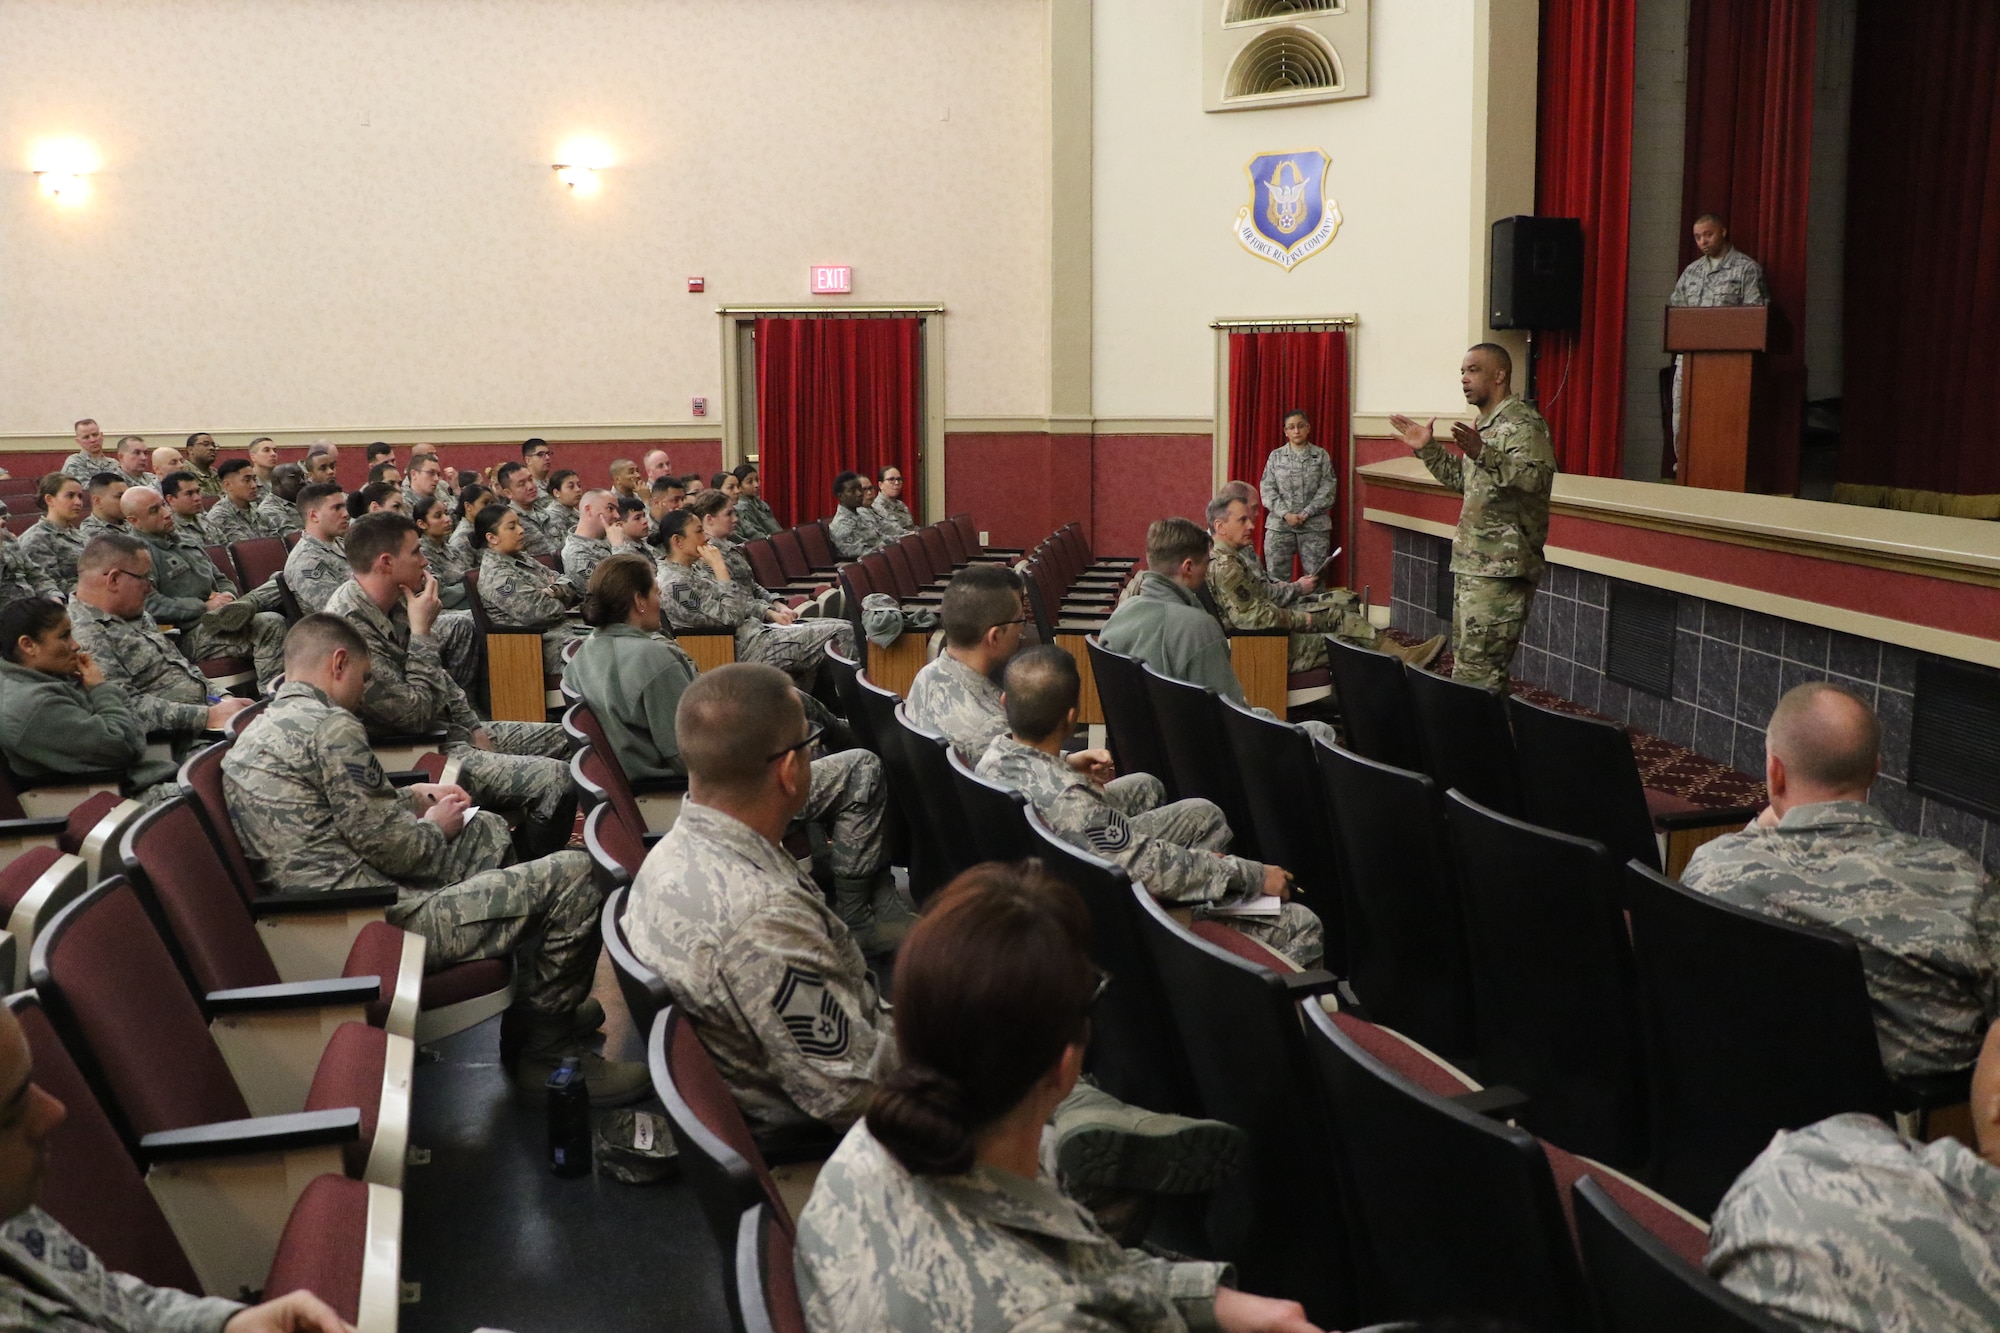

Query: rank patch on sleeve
[[1083, 810, 1132, 856], [345, 757, 387, 790], [774, 964, 851, 1059]]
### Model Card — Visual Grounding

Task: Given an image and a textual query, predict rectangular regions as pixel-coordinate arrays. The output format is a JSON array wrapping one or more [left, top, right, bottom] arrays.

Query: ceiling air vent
[[1205, 0, 1368, 112]]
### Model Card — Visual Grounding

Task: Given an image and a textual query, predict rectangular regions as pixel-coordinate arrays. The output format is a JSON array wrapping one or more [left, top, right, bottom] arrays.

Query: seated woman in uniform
[[447, 482, 494, 565], [794, 861, 1322, 1333], [473, 503, 588, 673], [0, 595, 178, 804], [561, 554, 698, 781], [414, 493, 470, 610]]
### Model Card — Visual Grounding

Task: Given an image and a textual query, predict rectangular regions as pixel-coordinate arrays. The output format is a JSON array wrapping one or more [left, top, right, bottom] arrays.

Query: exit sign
[[811, 265, 852, 294]]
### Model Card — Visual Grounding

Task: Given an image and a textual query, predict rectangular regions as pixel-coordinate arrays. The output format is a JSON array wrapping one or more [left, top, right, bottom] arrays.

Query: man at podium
[[1669, 214, 1768, 453]]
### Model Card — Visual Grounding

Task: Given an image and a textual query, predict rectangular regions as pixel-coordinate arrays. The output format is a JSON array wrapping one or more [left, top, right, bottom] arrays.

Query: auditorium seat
[[889, 703, 977, 895], [795, 521, 840, 572], [1218, 698, 1347, 972], [736, 1202, 806, 1333], [0, 771, 126, 878], [2, 514, 35, 537], [843, 676, 941, 895], [874, 544, 946, 602], [1026, 808, 1198, 1117], [744, 537, 829, 598], [600, 882, 672, 1039], [917, 524, 963, 574], [893, 531, 954, 588], [202, 543, 236, 584], [1572, 1176, 1784, 1333], [1084, 637, 1179, 801], [1404, 664, 1524, 817], [1057, 521, 1134, 577], [562, 702, 684, 833], [461, 567, 561, 721], [1324, 635, 1425, 771], [0, 846, 77, 987], [230, 536, 288, 591], [1443, 791, 1648, 1170], [948, 513, 1024, 561], [271, 570, 306, 622], [0, 762, 124, 822], [1314, 742, 1474, 1065], [1141, 665, 1262, 861], [32, 879, 411, 1189], [195, 654, 256, 694], [584, 801, 646, 887], [770, 528, 822, 581], [944, 748, 1036, 864], [827, 656, 915, 871], [572, 747, 666, 851], [11, 992, 402, 1325]]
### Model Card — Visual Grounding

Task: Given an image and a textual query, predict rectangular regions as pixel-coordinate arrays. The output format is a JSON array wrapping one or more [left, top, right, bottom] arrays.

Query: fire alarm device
[[691, 397, 708, 417], [687, 277, 705, 293]]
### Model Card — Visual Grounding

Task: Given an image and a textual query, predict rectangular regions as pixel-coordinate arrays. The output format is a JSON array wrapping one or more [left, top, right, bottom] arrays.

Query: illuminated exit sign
[[811, 265, 852, 294]]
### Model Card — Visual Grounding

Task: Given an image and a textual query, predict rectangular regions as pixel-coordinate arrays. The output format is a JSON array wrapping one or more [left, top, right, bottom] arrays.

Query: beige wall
[[1090, 0, 1521, 424], [0, 0, 1050, 443]]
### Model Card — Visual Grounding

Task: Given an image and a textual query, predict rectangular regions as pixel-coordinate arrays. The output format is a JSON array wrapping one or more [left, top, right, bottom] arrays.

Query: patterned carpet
[[1386, 632, 1767, 812]]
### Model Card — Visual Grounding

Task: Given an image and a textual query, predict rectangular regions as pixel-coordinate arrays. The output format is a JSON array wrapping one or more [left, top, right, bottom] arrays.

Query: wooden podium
[[1665, 305, 1768, 492]]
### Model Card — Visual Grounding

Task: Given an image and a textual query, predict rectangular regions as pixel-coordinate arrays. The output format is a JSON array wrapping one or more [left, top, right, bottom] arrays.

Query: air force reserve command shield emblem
[[1233, 149, 1341, 271]]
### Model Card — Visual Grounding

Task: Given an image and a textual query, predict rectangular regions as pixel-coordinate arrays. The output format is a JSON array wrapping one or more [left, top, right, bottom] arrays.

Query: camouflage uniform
[[76, 516, 128, 544], [797, 1121, 1230, 1333], [446, 519, 477, 568], [657, 557, 854, 686], [1668, 247, 1770, 445], [905, 651, 1165, 816], [532, 498, 579, 550], [18, 520, 86, 598], [322, 579, 574, 827], [200, 497, 268, 546], [624, 800, 895, 1130], [1206, 536, 1376, 673], [827, 504, 887, 559], [1259, 441, 1336, 581], [560, 531, 612, 586], [707, 537, 778, 603], [66, 596, 214, 743], [0, 538, 32, 608], [183, 460, 222, 498], [507, 502, 559, 559], [59, 451, 114, 485], [1707, 1112, 2000, 1332], [282, 534, 351, 613], [420, 533, 471, 611], [253, 492, 301, 536], [140, 527, 287, 687], [735, 495, 781, 541], [0, 1205, 243, 1332], [979, 733, 1322, 968], [0, 660, 177, 801], [1681, 801, 1999, 1077], [476, 549, 586, 673], [223, 681, 602, 1016], [1416, 395, 1556, 691], [871, 493, 917, 537]]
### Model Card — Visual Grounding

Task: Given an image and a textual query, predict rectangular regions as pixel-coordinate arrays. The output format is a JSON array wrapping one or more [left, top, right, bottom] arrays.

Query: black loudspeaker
[[1490, 216, 1583, 330]]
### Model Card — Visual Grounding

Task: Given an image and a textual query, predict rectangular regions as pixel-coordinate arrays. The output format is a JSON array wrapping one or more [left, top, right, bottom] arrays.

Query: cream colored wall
[[0, 0, 1049, 443], [1090, 0, 1507, 424]]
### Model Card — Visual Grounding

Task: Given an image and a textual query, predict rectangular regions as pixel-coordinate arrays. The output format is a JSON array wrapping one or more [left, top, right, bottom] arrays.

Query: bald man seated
[[1682, 682, 2000, 1080]]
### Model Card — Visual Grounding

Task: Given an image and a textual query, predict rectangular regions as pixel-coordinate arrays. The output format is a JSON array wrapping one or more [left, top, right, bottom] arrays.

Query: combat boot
[[506, 1011, 650, 1107], [833, 874, 909, 958], [1052, 1082, 1247, 1196], [1382, 633, 1446, 671], [497, 998, 608, 1067]]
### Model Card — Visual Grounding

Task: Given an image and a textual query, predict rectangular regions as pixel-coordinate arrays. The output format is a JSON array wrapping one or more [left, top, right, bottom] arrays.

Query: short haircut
[[581, 554, 658, 629], [1766, 682, 1881, 791], [249, 436, 274, 449], [1146, 517, 1209, 571], [520, 437, 549, 457], [832, 470, 861, 498], [1469, 342, 1514, 378], [614, 495, 647, 521], [36, 473, 75, 510], [346, 511, 419, 572], [87, 472, 126, 495], [1694, 212, 1726, 228], [160, 470, 199, 500], [940, 564, 1025, 649], [269, 462, 307, 500], [1283, 409, 1309, 425], [1003, 646, 1081, 742], [494, 461, 525, 488], [472, 502, 511, 546], [297, 482, 345, 515], [680, 473, 705, 491], [877, 464, 903, 481], [305, 442, 333, 458], [409, 443, 437, 459], [686, 489, 731, 520], [677, 663, 802, 796], [365, 441, 394, 461], [1216, 479, 1256, 506], [732, 462, 758, 482], [78, 532, 148, 575], [73, 418, 96, 433], [0, 597, 67, 661], [367, 461, 398, 484], [186, 432, 214, 448], [650, 475, 685, 496], [1205, 494, 1246, 528], [116, 435, 146, 452], [549, 468, 578, 492], [609, 457, 636, 478], [283, 613, 369, 674], [217, 457, 253, 480], [653, 507, 700, 546]]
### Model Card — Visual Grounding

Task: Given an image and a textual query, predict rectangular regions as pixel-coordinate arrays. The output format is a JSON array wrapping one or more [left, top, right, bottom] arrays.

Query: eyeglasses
[[764, 721, 824, 763], [111, 568, 155, 586]]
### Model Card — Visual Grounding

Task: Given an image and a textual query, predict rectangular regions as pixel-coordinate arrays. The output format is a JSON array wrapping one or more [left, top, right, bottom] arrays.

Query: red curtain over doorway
[[1679, 0, 1817, 494], [755, 317, 923, 528], [1534, 0, 1635, 479], [1837, 0, 2000, 496], [1226, 328, 1350, 584]]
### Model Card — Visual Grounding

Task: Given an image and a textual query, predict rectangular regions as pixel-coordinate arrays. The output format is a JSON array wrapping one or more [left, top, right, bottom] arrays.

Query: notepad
[[1209, 895, 1284, 919]]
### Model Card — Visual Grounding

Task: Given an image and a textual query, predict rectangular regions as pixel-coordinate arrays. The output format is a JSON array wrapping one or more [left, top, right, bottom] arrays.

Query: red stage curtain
[[1679, 0, 1816, 493], [1838, 0, 2000, 496], [1534, 0, 1634, 479], [1227, 329, 1350, 583], [754, 317, 923, 528]]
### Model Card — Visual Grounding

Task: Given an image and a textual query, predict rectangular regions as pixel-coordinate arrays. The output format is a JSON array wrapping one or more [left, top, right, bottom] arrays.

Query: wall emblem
[[1233, 149, 1341, 271]]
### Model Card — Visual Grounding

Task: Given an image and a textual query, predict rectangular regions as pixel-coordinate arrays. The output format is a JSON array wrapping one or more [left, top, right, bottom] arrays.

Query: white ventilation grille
[[1226, 27, 1342, 99], [1226, 0, 1343, 22]]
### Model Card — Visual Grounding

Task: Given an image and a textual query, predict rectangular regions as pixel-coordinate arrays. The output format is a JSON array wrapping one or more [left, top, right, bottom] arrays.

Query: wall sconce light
[[31, 138, 97, 204], [553, 137, 612, 196]]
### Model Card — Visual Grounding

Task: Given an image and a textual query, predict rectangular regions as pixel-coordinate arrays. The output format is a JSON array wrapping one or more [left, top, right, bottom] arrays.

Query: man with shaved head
[[1683, 682, 1999, 1078]]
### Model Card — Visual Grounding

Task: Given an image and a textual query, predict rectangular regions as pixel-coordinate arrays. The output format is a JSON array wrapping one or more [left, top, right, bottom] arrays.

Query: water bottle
[[547, 1057, 591, 1177]]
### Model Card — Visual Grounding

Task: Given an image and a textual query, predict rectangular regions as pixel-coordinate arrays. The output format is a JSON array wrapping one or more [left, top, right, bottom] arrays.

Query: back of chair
[[1573, 1177, 1787, 1333], [1324, 637, 1425, 771], [945, 749, 1036, 864], [584, 802, 647, 885], [1510, 696, 1662, 872], [937, 520, 971, 565], [601, 884, 673, 1038], [119, 795, 282, 996], [1025, 811, 1196, 1116], [1405, 665, 1523, 818], [918, 525, 958, 575], [1129, 887, 1353, 1327], [897, 533, 943, 585], [1219, 699, 1346, 971], [651, 1008, 792, 1254], [1444, 791, 1647, 1168], [1302, 1003, 1587, 1330], [890, 704, 975, 889], [31, 879, 252, 1140], [571, 747, 650, 845], [860, 550, 904, 602], [224, 697, 268, 736], [1142, 666, 1260, 860], [950, 514, 982, 556], [737, 1203, 807, 1333], [744, 540, 789, 591], [880, 543, 926, 599], [177, 739, 263, 905], [796, 522, 837, 570], [1623, 861, 1895, 1216], [231, 536, 288, 590], [771, 529, 813, 581], [1083, 637, 1175, 798], [1314, 743, 1473, 1062], [204, 544, 237, 585], [9, 993, 201, 1292]]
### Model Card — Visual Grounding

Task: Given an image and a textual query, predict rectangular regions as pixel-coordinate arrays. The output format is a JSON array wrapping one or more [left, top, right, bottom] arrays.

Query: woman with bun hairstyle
[[561, 554, 699, 782], [794, 862, 1322, 1333]]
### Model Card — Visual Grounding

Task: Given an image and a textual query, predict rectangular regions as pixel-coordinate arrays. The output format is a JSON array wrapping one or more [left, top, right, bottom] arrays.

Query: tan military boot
[[1382, 633, 1446, 671], [507, 1012, 650, 1107]]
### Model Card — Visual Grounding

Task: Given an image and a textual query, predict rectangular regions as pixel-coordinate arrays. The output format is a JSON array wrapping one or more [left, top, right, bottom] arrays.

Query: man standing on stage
[[1667, 214, 1768, 459]]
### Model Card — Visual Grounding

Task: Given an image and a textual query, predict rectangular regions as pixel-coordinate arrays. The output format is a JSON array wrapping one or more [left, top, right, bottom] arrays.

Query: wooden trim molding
[[0, 423, 721, 453]]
